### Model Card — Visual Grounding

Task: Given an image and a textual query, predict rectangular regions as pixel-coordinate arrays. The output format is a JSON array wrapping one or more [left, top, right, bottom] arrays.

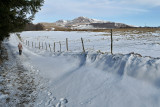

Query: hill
[[39, 16, 135, 30]]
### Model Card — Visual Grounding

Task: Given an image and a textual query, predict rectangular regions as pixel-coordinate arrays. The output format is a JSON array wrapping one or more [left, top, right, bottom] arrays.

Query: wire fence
[[16, 29, 160, 57], [21, 37, 109, 53], [17, 30, 114, 53]]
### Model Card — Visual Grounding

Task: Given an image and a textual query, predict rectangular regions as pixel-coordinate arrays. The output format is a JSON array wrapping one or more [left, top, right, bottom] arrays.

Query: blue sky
[[33, 0, 160, 27]]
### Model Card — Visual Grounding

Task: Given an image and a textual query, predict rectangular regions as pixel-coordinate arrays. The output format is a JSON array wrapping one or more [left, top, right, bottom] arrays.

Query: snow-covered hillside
[[54, 16, 132, 29], [1, 30, 160, 107], [55, 16, 105, 26]]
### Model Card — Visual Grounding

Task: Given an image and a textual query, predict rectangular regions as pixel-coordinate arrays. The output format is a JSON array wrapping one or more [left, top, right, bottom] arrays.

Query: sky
[[33, 0, 160, 27]]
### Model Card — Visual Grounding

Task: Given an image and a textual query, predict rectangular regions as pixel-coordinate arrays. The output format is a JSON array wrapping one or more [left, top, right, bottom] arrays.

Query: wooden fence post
[[59, 42, 61, 52], [49, 43, 51, 52], [45, 42, 47, 50], [81, 38, 85, 53], [28, 41, 29, 46], [54, 42, 55, 52], [39, 42, 40, 49], [32, 42, 33, 48], [66, 38, 68, 51], [111, 29, 113, 54], [26, 40, 27, 45], [35, 42, 36, 48], [42, 42, 43, 49]]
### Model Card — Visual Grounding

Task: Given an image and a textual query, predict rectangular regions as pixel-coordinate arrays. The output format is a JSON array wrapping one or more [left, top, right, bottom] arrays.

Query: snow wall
[[55, 52, 160, 88]]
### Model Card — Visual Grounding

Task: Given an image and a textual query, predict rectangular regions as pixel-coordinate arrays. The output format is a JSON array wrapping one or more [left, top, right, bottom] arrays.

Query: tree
[[24, 23, 44, 31], [0, 0, 44, 41]]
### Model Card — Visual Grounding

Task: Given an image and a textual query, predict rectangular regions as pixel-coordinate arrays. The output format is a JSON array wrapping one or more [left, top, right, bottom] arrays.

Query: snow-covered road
[[1, 31, 160, 107]]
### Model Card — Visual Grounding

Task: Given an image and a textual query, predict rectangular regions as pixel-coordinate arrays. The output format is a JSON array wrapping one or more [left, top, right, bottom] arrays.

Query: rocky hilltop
[[38, 16, 135, 30]]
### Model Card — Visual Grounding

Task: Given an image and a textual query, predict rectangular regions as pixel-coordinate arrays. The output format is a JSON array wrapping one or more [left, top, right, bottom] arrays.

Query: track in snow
[[0, 43, 37, 107]]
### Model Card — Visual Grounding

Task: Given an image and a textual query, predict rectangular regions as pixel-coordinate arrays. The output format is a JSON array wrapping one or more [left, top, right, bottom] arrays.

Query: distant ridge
[[39, 16, 135, 30]]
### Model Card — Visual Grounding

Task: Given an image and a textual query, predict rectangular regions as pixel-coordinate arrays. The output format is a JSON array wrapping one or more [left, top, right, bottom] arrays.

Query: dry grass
[[112, 28, 160, 33], [39, 22, 56, 30], [17, 34, 22, 42], [39, 22, 160, 33], [39, 21, 160, 33], [54, 27, 160, 33]]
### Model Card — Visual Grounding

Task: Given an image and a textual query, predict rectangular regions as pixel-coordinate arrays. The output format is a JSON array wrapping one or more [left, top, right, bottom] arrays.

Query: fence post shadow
[[81, 38, 85, 53]]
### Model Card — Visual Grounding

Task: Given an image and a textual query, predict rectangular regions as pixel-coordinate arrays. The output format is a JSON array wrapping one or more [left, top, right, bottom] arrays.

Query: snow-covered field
[[21, 30, 160, 57], [1, 30, 160, 107]]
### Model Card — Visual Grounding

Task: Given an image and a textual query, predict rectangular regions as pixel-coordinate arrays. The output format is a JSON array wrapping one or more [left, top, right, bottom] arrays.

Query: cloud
[[34, 0, 158, 22], [87, 0, 160, 7], [41, 0, 150, 16], [122, 0, 160, 7]]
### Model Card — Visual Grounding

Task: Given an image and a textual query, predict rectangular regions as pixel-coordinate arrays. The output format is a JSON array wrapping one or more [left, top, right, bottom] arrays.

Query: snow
[[54, 17, 117, 29], [1, 30, 160, 107], [72, 24, 95, 29], [20, 31, 160, 57]]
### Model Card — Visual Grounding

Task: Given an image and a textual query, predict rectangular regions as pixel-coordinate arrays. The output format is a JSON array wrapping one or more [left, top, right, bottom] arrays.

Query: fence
[[17, 29, 114, 54], [17, 28, 160, 57]]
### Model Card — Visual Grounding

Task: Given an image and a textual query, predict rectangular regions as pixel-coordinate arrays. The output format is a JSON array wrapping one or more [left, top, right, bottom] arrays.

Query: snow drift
[[31, 52, 160, 107], [1, 33, 160, 107], [49, 52, 160, 87]]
